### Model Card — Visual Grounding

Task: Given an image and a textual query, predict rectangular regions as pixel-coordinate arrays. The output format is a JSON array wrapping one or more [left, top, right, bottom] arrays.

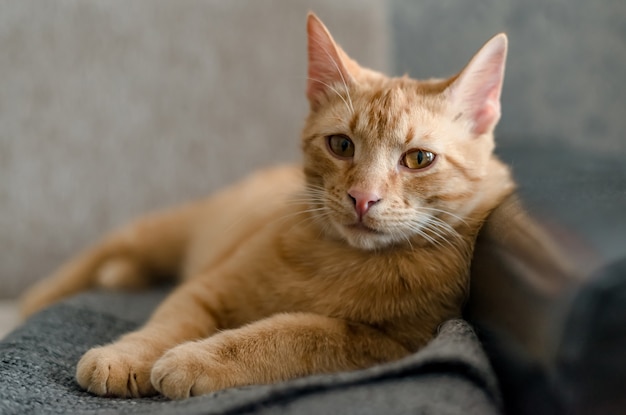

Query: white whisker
[[309, 37, 355, 114], [417, 206, 469, 226], [307, 77, 353, 115]]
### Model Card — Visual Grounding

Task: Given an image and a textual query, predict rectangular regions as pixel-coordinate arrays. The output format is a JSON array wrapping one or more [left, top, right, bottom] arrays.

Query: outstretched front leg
[[76, 278, 222, 397], [151, 312, 411, 399]]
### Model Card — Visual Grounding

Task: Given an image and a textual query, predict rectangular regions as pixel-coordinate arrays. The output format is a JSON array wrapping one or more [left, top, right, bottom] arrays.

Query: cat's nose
[[348, 189, 381, 220]]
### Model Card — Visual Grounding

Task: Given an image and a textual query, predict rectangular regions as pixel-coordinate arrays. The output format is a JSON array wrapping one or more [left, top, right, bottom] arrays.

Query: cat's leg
[[76, 277, 222, 397], [19, 203, 199, 318], [151, 312, 411, 399]]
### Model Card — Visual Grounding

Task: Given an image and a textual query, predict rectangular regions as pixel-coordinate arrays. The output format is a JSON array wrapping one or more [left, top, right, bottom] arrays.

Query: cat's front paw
[[151, 339, 240, 400], [76, 341, 162, 398]]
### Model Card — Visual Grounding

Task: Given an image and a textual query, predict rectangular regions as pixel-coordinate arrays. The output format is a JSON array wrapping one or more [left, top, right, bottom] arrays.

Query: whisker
[[401, 232, 414, 251], [421, 217, 471, 260], [424, 217, 460, 240], [404, 221, 441, 248], [263, 208, 331, 239], [415, 228, 441, 247], [423, 225, 454, 250], [307, 77, 353, 115], [423, 218, 460, 244], [309, 37, 355, 115], [394, 212, 465, 253], [417, 206, 469, 226]]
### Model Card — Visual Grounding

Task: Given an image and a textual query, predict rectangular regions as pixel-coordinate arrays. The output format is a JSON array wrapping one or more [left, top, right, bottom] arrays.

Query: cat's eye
[[327, 135, 355, 158], [401, 149, 435, 170]]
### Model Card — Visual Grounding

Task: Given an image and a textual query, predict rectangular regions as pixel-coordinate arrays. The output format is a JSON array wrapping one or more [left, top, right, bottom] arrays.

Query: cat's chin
[[337, 224, 398, 251]]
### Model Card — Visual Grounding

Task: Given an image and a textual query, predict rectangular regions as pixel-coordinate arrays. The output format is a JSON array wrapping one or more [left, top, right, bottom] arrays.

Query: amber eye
[[327, 134, 355, 158], [401, 149, 435, 170]]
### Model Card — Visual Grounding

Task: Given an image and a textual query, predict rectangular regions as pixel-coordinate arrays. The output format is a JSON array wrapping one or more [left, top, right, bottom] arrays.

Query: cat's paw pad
[[76, 343, 158, 398], [151, 341, 235, 399]]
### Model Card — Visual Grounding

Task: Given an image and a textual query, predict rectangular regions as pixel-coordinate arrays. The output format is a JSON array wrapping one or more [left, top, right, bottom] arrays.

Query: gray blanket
[[0, 289, 501, 415]]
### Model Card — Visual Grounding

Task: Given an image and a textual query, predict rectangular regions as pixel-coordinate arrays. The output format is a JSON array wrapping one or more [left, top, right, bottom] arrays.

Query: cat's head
[[301, 13, 513, 251]]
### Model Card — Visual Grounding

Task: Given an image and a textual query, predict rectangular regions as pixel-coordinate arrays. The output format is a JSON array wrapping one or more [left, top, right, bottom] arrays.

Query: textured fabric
[[0, 289, 501, 415]]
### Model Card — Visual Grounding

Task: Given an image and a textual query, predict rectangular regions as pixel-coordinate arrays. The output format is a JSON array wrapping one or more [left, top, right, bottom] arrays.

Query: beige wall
[[0, 0, 390, 298]]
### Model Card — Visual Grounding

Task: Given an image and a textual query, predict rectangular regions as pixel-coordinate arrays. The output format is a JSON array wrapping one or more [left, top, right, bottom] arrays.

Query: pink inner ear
[[449, 34, 508, 136], [471, 89, 501, 135], [306, 14, 352, 108]]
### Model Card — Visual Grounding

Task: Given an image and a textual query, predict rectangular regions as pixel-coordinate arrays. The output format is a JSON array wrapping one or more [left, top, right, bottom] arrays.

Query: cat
[[20, 13, 515, 399]]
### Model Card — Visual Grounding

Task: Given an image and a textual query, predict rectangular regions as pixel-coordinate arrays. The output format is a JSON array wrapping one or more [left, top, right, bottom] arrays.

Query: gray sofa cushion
[[0, 289, 501, 415]]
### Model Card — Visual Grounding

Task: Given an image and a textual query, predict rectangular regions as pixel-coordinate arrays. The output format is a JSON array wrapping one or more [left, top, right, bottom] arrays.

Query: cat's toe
[[76, 344, 157, 398], [151, 342, 232, 399], [151, 346, 196, 399]]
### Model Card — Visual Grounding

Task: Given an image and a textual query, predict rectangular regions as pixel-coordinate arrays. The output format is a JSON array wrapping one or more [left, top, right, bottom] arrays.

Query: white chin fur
[[338, 227, 398, 251]]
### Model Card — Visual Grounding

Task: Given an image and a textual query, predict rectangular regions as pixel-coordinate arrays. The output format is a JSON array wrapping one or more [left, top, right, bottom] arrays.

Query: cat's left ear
[[446, 33, 508, 136], [306, 13, 357, 110]]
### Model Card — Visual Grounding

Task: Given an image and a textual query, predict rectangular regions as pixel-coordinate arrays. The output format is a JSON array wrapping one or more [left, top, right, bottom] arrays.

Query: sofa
[[1, 1, 625, 414]]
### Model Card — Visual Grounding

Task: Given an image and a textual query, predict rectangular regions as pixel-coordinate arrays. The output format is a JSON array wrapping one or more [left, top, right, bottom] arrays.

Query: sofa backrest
[[0, 0, 390, 298]]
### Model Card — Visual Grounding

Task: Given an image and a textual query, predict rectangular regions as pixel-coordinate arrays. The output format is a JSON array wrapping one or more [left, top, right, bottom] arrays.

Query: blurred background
[[0, 0, 389, 302], [0, 0, 624, 350]]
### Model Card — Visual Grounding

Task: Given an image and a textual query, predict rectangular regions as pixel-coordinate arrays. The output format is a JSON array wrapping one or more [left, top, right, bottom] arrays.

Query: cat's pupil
[[417, 151, 424, 165], [328, 135, 355, 158], [402, 149, 435, 169], [341, 139, 349, 152]]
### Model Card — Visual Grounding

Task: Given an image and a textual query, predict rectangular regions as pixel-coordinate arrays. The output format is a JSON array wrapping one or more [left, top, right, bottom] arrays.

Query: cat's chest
[[274, 235, 464, 324]]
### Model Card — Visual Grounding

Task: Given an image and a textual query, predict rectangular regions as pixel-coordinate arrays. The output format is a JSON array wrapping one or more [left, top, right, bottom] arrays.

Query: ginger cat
[[20, 13, 514, 399]]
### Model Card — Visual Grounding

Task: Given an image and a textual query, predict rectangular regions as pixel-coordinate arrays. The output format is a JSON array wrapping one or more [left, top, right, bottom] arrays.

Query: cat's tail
[[19, 202, 200, 319]]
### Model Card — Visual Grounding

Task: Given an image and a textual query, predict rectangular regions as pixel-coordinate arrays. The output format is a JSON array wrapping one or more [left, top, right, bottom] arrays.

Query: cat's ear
[[306, 13, 356, 110], [447, 33, 508, 136]]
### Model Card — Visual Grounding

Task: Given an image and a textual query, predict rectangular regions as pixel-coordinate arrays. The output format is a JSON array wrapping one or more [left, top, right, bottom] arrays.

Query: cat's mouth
[[345, 223, 383, 235], [339, 221, 396, 250]]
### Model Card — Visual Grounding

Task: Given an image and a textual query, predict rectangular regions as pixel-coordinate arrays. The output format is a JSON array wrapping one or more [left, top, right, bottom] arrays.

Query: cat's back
[[182, 164, 304, 279]]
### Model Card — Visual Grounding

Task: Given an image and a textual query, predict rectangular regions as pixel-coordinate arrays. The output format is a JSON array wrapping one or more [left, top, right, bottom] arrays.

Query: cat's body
[[20, 14, 514, 399]]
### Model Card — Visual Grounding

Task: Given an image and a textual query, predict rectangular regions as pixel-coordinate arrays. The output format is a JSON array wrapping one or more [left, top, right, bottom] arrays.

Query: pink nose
[[348, 189, 381, 220]]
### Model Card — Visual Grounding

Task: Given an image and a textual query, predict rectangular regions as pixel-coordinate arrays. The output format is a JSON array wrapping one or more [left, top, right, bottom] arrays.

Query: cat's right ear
[[306, 13, 355, 110], [446, 33, 508, 137]]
